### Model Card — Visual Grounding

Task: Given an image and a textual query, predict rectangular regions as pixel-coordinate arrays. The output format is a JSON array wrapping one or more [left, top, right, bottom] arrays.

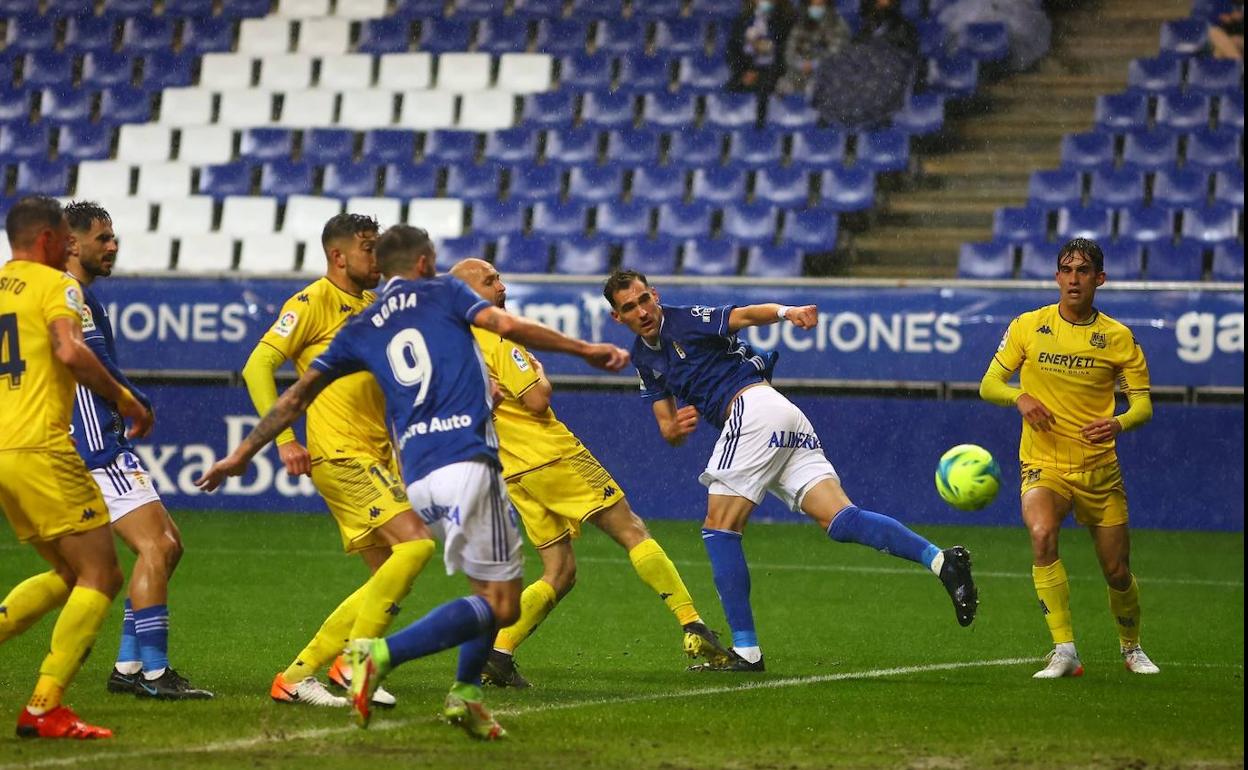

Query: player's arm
[[1083, 339, 1153, 444], [82, 330, 151, 413], [241, 341, 309, 476], [652, 396, 699, 447], [472, 306, 629, 372], [516, 354, 552, 414], [979, 318, 1056, 432], [49, 317, 152, 439], [727, 304, 817, 333]]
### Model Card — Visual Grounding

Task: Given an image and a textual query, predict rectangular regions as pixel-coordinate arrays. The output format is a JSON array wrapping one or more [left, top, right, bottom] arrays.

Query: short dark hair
[[64, 200, 112, 233], [602, 269, 649, 308], [375, 224, 434, 275], [1057, 237, 1105, 274], [5, 196, 65, 249], [320, 212, 379, 250]]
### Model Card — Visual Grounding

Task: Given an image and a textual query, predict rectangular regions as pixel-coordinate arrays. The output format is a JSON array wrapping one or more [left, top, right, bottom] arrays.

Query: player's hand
[[671, 405, 699, 440], [786, 305, 818, 329], [277, 441, 312, 477], [488, 378, 505, 411], [118, 390, 154, 440], [1081, 418, 1122, 444], [194, 452, 249, 493], [1016, 393, 1056, 432], [583, 343, 630, 372]]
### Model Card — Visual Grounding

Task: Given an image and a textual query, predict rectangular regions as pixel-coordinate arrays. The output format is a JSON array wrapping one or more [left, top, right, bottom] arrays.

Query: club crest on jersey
[[79, 303, 96, 333], [1089, 332, 1107, 349], [690, 306, 713, 323], [671, 340, 687, 359], [273, 310, 298, 337], [511, 347, 530, 372]]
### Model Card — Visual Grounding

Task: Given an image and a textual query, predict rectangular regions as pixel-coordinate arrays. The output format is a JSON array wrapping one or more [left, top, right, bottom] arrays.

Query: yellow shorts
[[1020, 461, 1128, 528], [0, 449, 109, 543], [507, 450, 625, 549], [311, 453, 410, 553]]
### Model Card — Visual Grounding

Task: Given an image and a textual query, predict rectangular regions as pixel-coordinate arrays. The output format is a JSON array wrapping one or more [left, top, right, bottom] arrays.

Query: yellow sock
[[349, 539, 435, 639], [1033, 560, 1075, 645], [493, 579, 558, 654], [1, 571, 70, 644], [283, 585, 366, 683], [628, 538, 700, 627], [29, 586, 112, 713], [1108, 575, 1141, 650]]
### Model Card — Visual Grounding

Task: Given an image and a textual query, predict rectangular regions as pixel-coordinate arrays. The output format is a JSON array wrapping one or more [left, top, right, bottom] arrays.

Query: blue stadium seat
[[1018, 240, 1056, 279], [445, 163, 503, 200], [382, 163, 438, 198], [139, 51, 196, 91], [957, 241, 1015, 279], [1127, 57, 1184, 93], [122, 17, 175, 54], [63, 15, 118, 53], [560, 53, 613, 90], [1211, 241, 1244, 281], [483, 128, 539, 164], [855, 129, 910, 172], [57, 123, 113, 161], [605, 128, 660, 164], [568, 164, 625, 202], [819, 166, 875, 211], [395, 0, 454, 14], [303, 128, 356, 165], [1028, 169, 1083, 208], [791, 127, 847, 168], [667, 128, 723, 166], [470, 199, 526, 238], [620, 236, 680, 274], [423, 130, 479, 164], [1146, 240, 1204, 280], [181, 17, 238, 55], [199, 162, 254, 198], [691, 166, 747, 204], [1187, 58, 1243, 94], [1159, 19, 1208, 56], [358, 18, 411, 54], [218, 0, 272, 16], [544, 127, 600, 165], [766, 94, 818, 129], [616, 55, 673, 93], [419, 20, 474, 54], [103, 0, 154, 11], [5, 16, 56, 54], [721, 202, 778, 244], [476, 17, 531, 54], [436, 235, 489, 268], [705, 92, 758, 130], [681, 237, 737, 276], [1095, 92, 1150, 132], [630, 165, 687, 204], [0, 0, 39, 14], [16, 158, 70, 195], [44, 0, 95, 14], [1056, 206, 1113, 240], [1217, 94, 1243, 130], [916, 18, 944, 57], [23, 52, 74, 89], [1186, 129, 1242, 171], [363, 130, 416, 164], [512, 0, 564, 16], [240, 128, 295, 161], [0, 92, 32, 123], [581, 91, 636, 129], [891, 92, 946, 135], [596, 19, 646, 55], [260, 160, 314, 199], [532, 199, 590, 237], [631, 0, 682, 18], [494, 234, 552, 273], [689, 0, 738, 16], [100, 86, 151, 123], [164, 0, 215, 14], [1101, 240, 1144, 280], [508, 163, 563, 201], [657, 200, 712, 239], [1060, 131, 1115, 170], [1121, 130, 1180, 170], [323, 162, 379, 200], [745, 243, 803, 276], [727, 128, 783, 167], [1214, 168, 1244, 206], [596, 199, 652, 238], [1152, 167, 1209, 207], [1088, 168, 1146, 207], [642, 91, 697, 129], [522, 91, 577, 128], [780, 207, 838, 249], [754, 166, 811, 207], [993, 206, 1049, 241], [1118, 205, 1174, 243], [82, 52, 134, 89], [926, 56, 978, 98], [569, 0, 625, 16], [1180, 204, 1240, 243], [653, 19, 707, 55], [553, 235, 611, 274], [958, 22, 1009, 62], [0, 123, 50, 161], [679, 54, 731, 92], [40, 88, 94, 124], [535, 19, 591, 56], [1156, 92, 1212, 132]]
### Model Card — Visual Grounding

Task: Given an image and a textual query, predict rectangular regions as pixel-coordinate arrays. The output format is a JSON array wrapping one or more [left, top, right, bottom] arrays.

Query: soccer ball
[[935, 444, 1001, 511]]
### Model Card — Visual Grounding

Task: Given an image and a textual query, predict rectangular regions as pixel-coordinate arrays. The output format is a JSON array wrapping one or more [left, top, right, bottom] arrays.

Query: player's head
[[64, 200, 118, 279], [5, 196, 71, 270], [449, 258, 506, 308], [321, 212, 380, 290], [375, 224, 437, 280], [1055, 238, 1106, 312], [604, 269, 662, 339]]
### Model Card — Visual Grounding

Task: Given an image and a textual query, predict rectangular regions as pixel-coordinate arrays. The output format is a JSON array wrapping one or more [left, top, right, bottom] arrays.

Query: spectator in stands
[[811, 0, 919, 128], [1209, 1, 1244, 60], [855, 0, 920, 62], [776, 0, 851, 96], [726, 0, 796, 96]]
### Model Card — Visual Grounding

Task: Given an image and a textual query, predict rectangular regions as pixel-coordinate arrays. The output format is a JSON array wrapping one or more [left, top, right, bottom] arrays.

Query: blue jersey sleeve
[[83, 333, 149, 409], [636, 366, 670, 402], [681, 304, 736, 339], [310, 321, 365, 381], [445, 276, 493, 325]]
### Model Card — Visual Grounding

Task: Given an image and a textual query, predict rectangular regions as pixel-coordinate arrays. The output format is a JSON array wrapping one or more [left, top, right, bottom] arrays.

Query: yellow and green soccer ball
[[935, 444, 1001, 511]]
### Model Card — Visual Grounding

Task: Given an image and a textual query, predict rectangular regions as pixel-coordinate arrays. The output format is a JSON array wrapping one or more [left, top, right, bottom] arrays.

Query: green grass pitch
[[1, 512, 1242, 769]]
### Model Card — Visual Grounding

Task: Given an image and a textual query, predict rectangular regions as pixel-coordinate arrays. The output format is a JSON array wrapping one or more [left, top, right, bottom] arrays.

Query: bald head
[[451, 258, 506, 308]]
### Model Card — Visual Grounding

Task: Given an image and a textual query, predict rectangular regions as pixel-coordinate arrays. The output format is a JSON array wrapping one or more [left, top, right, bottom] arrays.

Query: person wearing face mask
[[776, 0, 850, 96], [726, 0, 795, 96], [810, 0, 920, 128]]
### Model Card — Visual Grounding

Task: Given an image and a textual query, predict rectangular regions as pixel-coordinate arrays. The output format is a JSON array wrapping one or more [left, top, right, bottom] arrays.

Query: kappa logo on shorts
[[602, 485, 617, 500], [368, 506, 382, 520], [80, 507, 98, 522]]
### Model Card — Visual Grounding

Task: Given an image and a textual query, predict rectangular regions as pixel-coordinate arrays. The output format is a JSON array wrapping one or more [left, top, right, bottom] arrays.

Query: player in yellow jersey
[[450, 258, 732, 687], [980, 238, 1159, 679], [0, 196, 153, 739], [242, 213, 436, 708]]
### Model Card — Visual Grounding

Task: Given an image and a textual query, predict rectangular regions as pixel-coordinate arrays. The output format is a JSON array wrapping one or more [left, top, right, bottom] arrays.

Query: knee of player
[[1028, 521, 1060, 548], [491, 595, 522, 628], [1102, 560, 1132, 588], [543, 558, 577, 597], [145, 532, 184, 573]]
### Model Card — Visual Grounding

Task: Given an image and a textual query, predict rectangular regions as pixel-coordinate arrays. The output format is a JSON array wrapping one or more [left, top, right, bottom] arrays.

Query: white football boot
[[1122, 646, 1161, 674], [1033, 648, 1084, 679]]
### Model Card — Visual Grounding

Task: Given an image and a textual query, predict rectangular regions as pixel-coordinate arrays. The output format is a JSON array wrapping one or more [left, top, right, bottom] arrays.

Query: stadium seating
[[957, 241, 1015, 279], [1146, 239, 1204, 280]]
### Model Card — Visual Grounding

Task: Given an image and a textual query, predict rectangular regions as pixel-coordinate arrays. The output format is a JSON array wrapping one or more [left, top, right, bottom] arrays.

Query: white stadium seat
[[318, 54, 374, 90], [378, 53, 433, 90], [177, 233, 235, 273], [156, 196, 216, 236], [406, 198, 464, 239], [97, 197, 151, 236], [345, 196, 402, 227], [136, 162, 194, 200], [457, 91, 516, 130], [199, 54, 254, 89], [277, 0, 330, 16], [399, 90, 456, 129], [297, 18, 351, 55], [283, 195, 344, 237], [75, 161, 133, 198], [176, 126, 235, 165], [436, 53, 492, 91], [334, 0, 387, 18], [497, 53, 554, 93], [159, 88, 215, 126], [217, 90, 275, 127], [111, 232, 173, 272], [220, 196, 280, 236], [116, 124, 173, 163], [239, 233, 300, 273], [338, 90, 396, 128], [0, 232, 10, 265], [238, 19, 292, 54], [259, 53, 315, 90], [279, 89, 337, 126]]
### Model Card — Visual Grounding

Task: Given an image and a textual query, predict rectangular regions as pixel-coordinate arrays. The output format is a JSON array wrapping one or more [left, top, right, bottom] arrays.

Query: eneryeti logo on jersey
[[1037, 352, 1097, 369], [767, 431, 822, 450], [671, 340, 687, 359], [370, 292, 418, 327], [1089, 332, 1107, 349], [79, 303, 96, 333], [272, 311, 298, 337], [1036, 325, 1053, 335], [690, 306, 714, 323], [511, 348, 531, 372]]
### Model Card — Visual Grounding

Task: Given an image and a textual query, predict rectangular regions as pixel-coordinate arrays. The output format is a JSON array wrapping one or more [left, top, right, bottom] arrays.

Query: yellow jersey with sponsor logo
[[992, 303, 1150, 472], [0, 260, 86, 452], [471, 326, 583, 479], [259, 277, 389, 459]]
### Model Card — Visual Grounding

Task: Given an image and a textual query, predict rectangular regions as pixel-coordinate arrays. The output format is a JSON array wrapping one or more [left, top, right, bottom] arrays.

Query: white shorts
[[90, 451, 163, 523], [406, 459, 523, 582], [698, 385, 839, 512]]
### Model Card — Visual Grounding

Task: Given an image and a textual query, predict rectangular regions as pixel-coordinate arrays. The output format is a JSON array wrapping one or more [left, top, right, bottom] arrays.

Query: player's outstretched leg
[[272, 584, 366, 706]]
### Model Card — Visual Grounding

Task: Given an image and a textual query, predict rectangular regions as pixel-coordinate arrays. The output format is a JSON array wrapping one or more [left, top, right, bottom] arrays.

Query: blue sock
[[116, 599, 139, 667], [134, 604, 170, 675], [385, 596, 495, 668], [455, 629, 496, 686], [701, 529, 758, 649], [827, 505, 941, 568]]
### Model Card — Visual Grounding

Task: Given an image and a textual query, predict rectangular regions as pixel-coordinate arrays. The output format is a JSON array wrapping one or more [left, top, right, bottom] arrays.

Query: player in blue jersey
[[604, 270, 978, 671], [196, 225, 628, 739], [64, 202, 212, 700]]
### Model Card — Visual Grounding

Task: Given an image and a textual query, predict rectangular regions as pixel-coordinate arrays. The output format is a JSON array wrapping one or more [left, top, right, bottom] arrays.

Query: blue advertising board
[[93, 278, 1243, 387]]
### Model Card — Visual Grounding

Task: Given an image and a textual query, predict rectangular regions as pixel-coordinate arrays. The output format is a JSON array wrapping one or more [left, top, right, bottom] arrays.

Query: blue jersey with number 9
[[311, 275, 497, 485]]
